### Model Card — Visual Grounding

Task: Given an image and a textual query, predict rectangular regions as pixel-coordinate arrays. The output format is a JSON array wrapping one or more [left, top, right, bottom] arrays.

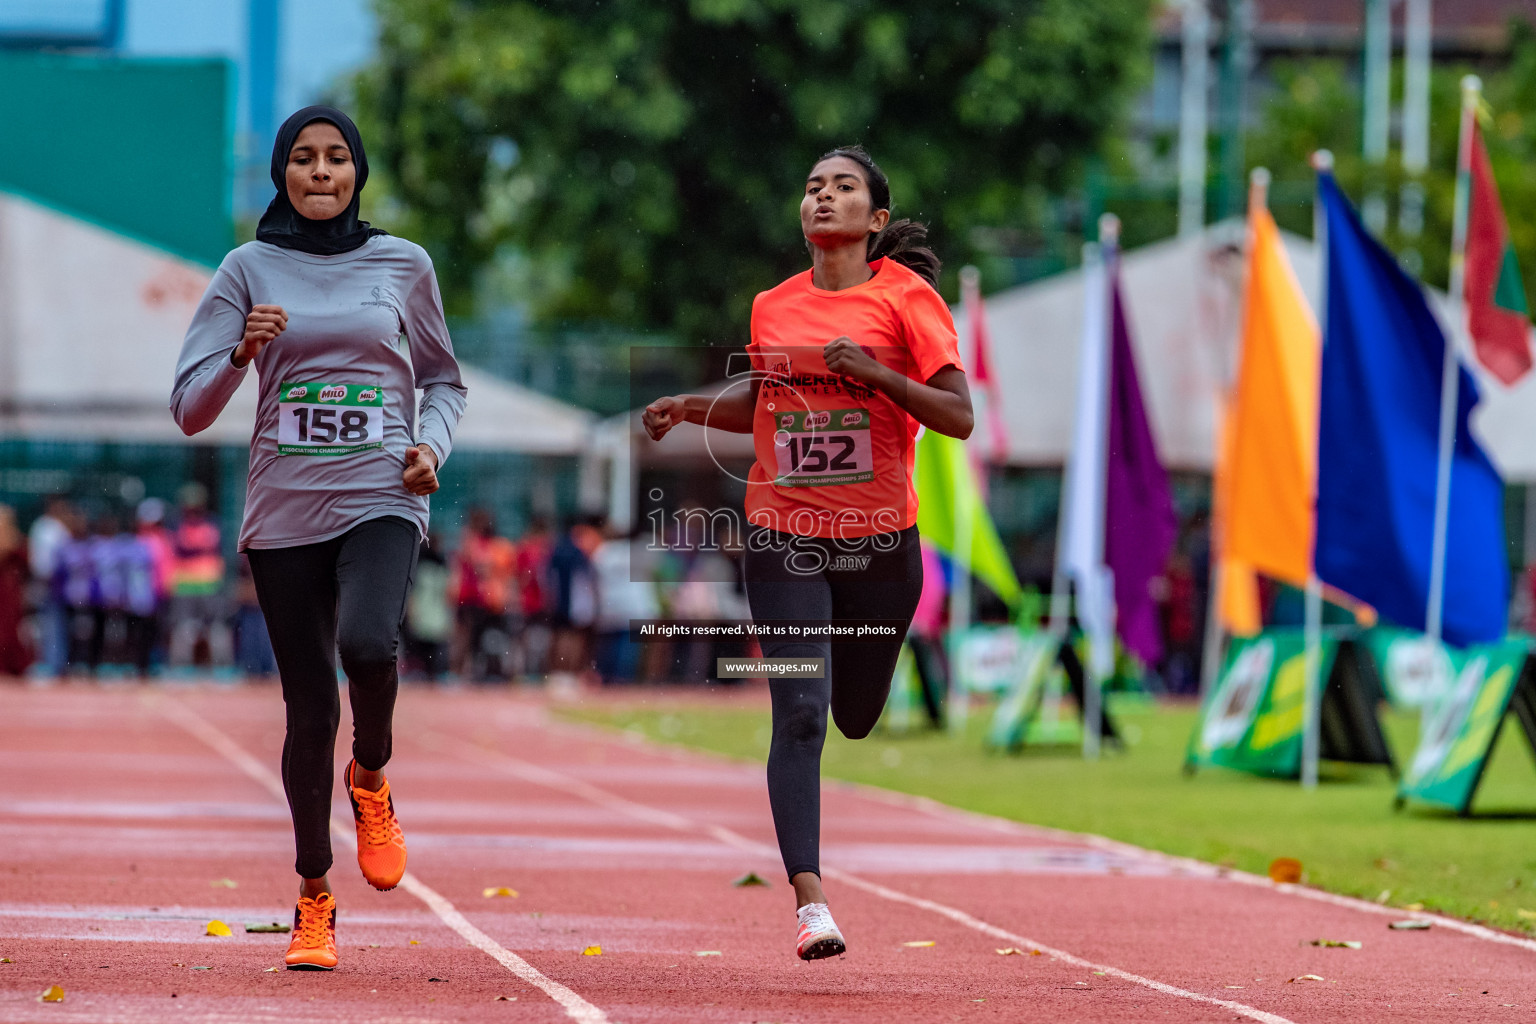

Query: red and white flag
[[960, 270, 1009, 481]]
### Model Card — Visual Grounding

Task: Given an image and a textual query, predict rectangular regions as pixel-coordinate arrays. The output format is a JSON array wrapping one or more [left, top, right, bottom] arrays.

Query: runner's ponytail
[[817, 145, 942, 290]]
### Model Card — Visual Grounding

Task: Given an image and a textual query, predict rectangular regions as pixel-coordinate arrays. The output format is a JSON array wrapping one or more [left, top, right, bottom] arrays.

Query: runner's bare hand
[[233, 305, 288, 367], [823, 336, 881, 384], [643, 396, 686, 441], [403, 444, 439, 495]]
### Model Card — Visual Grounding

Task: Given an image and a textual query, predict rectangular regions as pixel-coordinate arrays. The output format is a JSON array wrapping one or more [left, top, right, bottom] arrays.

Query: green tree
[[1244, 21, 1536, 306], [353, 0, 1154, 336]]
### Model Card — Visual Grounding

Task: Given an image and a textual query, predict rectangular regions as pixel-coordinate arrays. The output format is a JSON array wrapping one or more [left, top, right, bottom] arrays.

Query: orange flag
[[1215, 199, 1320, 635]]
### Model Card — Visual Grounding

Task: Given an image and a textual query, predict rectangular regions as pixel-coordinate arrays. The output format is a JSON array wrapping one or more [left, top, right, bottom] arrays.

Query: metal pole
[[1178, 0, 1211, 238], [1302, 150, 1333, 792], [947, 473, 975, 734], [1082, 214, 1120, 761], [1362, 0, 1393, 234], [1427, 75, 1481, 644], [1050, 243, 1104, 643], [1301, 576, 1323, 789], [1217, 0, 1254, 221], [1399, 0, 1432, 241]]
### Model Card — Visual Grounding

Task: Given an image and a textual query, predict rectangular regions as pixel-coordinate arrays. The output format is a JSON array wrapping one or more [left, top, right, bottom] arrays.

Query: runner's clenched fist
[[232, 304, 288, 367]]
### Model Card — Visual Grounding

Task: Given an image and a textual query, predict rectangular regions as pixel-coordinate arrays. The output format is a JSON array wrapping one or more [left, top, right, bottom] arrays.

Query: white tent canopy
[[0, 190, 594, 454], [959, 219, 1536, 482]]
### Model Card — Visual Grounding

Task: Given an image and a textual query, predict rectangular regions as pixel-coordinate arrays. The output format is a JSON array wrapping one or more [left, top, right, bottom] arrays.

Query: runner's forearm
[[867, 365, 973, 440], [682, 388, 756, 433]]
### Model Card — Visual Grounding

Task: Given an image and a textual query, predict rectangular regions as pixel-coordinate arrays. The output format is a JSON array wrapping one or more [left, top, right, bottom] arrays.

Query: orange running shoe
[[284, 892, 338, 970], [346, 759, 407, 890]]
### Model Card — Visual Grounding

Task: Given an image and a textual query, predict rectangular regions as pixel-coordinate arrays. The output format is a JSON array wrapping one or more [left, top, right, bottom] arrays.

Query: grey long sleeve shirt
[[171, 236, 468, 550]]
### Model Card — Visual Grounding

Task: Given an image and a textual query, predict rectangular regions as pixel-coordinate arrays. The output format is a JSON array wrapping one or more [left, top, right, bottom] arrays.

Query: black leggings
[[744, 524, 923, 881], [246, 516, 419, 879]]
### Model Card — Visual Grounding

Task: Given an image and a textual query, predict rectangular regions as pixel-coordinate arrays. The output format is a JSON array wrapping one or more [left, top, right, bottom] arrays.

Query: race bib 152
[[771, 407, 874, 486], [277, 382, 385, 456]]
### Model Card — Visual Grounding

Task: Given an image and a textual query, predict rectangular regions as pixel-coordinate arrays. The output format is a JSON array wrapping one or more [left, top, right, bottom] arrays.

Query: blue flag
[[1315, 172, 1508, 646]]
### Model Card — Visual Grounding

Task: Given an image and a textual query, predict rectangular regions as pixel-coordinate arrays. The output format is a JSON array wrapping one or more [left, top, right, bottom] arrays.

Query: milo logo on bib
[[771, 407, 874, 487], [277, 381, 386, 457]]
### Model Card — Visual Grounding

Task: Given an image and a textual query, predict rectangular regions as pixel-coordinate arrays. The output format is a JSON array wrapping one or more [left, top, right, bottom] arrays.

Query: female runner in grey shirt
[[171, 106, 467, 970]]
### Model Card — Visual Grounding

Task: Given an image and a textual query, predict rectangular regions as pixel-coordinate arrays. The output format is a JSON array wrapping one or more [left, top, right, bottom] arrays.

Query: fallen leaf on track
[[995, 948, 1024, 956], [1389, 920, 1431, 930], [263, 967, 280, 972], [695, 951, 722, 957], [38, 985, 64, 1003], [0, 958, 12, 964], [428, 977, 448, 983], [902, 941, 936, 948], [1309, 939, 1362, 949], [210, 878, 238, 889], [482, 887, 518, 898], [582, 945, 603, 956], [409, 940, 420, 945], [1268, 858, 1303, 884], [245, 923, 290, 934], [732, 872, 769, 887], [190, 966, 213, 971], [1029, 949, 1044, 956], [1288, 975, 1325, 983], [494, 995, 517, 1001], [205, 921, 232, 937]]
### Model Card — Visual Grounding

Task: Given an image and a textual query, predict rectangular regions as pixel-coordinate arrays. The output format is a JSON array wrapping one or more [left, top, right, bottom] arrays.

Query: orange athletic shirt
[[744, 258, 964, 539]]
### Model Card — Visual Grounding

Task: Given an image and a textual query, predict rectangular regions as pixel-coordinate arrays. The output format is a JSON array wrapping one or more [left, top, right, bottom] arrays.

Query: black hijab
[[255, 105, 387, 256]]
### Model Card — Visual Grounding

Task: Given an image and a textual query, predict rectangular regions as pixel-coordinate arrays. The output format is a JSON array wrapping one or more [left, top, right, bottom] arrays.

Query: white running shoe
[[795, 902, 846, 960]]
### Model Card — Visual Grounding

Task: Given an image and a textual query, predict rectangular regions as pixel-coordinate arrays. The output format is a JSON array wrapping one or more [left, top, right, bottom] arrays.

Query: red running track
[[2, 683, 1535, 1023]]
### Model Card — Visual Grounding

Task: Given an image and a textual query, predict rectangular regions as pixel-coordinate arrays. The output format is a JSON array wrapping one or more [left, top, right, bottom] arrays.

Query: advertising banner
[[1398, 639, 1534, 815], [1186, 630, 1339, 777], [1359, 627, 1454, 709]]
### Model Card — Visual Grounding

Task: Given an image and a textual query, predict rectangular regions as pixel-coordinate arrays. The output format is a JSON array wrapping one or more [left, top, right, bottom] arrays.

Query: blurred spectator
[[1512, 562, 1536, 636], [405, 536, 453, 680], [906, 540, 950, 727], [1157, 552, 1200, 694], [87, 515, 133, 674], [232, 554, 276, 678], [0, 505, 33, 677], [546, 517, 599, 687], [514, 516, 554, 676], [168, 483, 231, 668], [27, 494, 72, 677], [454, 508, 517, 680], [592, 529, 659, 684], [668, 545, 751, 683], [56, 516, 97, 674], [135, 498, 176, 672]]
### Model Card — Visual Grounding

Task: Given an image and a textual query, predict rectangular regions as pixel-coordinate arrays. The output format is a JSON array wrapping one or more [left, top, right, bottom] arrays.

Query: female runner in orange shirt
[[644, 145, 973, 960]]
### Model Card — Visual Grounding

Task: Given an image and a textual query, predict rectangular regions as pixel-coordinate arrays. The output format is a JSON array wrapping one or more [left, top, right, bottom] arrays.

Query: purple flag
[[1103, 269, 1178, 666]]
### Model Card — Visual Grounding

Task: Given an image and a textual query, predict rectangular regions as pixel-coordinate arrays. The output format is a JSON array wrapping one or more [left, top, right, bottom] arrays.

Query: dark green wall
[[0, 51, 232, 267]]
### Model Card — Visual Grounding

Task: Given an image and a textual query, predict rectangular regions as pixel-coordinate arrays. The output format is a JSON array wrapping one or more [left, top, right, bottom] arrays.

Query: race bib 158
[[277, 382, 385, 456], [771, 407, 874, 486]]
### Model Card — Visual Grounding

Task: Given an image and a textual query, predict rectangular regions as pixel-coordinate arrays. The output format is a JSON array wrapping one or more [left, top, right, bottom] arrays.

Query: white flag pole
[[1302, 150, 1333, 791], [1050, 243, 1099, 644], [1426, 75, 1481, 645], [1083, 213, 1121, 761]]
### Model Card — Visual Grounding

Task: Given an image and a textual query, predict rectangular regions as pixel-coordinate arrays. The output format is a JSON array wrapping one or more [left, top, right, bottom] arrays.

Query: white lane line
[[545, 712, 1536, 956], [152, 697, 611, 1024], [422, 730, 1298, 1024], [848, 780, 1536, 955]]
